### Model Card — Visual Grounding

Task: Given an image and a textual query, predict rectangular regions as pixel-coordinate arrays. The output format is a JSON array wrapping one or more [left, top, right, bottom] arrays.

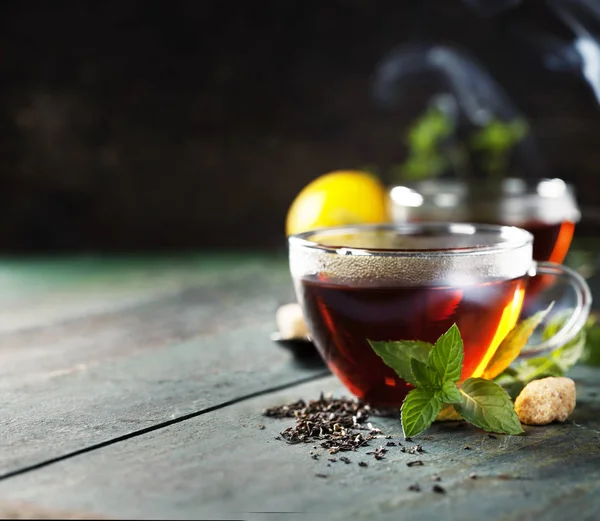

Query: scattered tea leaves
[[408, 483, 422, 492], [432, 484, 446, 494], [264, 394, 377, 451], [407, 460, 424, 467], [366, 446, 388, 460]]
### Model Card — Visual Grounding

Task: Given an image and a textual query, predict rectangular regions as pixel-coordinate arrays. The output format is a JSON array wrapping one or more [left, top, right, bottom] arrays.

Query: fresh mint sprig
[[368, 302, 590, 438], [369, 323, 523, 438]]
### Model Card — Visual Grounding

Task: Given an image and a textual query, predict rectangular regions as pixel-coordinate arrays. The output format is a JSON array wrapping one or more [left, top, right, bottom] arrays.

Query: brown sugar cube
[[514, 377, 576, 425], [276, 303, 309, 339]]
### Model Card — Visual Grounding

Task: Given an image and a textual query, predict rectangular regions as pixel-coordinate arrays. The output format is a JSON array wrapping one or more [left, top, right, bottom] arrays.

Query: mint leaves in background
[[497, 314, 598, 398], [581, 318, 600, 367], [369, 324, 522, 438]]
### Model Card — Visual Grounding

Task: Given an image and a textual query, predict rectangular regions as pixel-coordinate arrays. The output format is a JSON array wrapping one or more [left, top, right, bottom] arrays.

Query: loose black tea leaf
[[408, 483, 421, 492], [366, 446, 388, 460], [432, 484, 446, 494], [463, 445, 472, 450], [264, 396, 383, 453], [340, 456, 352, 464], [386, 441, 396, 447], [407, 460, 424, 467], [315, 473, 328, 479], [358, 461, 368, 467]]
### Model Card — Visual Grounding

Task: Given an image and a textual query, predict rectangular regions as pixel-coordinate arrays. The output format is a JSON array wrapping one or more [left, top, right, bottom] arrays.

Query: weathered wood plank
[[1, 366, 599, 521], [1, 257, 292, 382], [1, 255, 330, 476], [0, 254, 288, 334]]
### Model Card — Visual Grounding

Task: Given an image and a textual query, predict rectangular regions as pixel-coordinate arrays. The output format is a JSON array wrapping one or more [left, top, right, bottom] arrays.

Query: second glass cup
[[389, 177, 581, 265], [289, 223, 591, 407]]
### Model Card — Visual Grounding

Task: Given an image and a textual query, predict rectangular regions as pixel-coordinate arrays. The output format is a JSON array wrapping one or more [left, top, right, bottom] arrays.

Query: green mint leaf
[[541, 311, 591, 371], [483, 302, 554, 380], [369, 340, 433, 385], [513, 357, 563, 381], [428, 324, 463, 383], [455, 378, 523, 435], [438, 380, 462, 404], [401, 388, 443, 438], [582, 320, 600, 367], [410, 358, 442, 390]]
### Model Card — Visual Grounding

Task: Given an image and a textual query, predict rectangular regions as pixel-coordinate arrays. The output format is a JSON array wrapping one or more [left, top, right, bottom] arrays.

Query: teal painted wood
[[1, 255, 329, 476], [0, 254, 289, 333], [0, 245, 599, 519], [0, 366, 598, 521]]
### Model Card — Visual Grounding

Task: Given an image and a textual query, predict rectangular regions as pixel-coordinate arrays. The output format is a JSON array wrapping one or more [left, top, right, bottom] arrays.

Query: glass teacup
[[390, 178, 580, 265], [289, 223, 591, 406]]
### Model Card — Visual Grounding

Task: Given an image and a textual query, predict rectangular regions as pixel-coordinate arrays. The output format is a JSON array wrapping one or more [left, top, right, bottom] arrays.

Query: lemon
[[286, 170, 391, 236]]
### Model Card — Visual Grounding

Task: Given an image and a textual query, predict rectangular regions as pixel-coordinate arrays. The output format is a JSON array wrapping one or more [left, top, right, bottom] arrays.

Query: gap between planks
[[0, 369, 330, 483]]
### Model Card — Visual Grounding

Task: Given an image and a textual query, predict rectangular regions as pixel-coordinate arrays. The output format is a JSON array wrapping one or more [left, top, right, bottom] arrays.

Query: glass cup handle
[[521, 261, 593, 357]]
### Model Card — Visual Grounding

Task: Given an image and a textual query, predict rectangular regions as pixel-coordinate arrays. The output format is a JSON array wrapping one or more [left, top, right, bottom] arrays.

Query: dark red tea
[[513, 220, 575, 300], [299, 275, 528, 406], [413, 218, 576, 263], [509, 220, 575, 264]]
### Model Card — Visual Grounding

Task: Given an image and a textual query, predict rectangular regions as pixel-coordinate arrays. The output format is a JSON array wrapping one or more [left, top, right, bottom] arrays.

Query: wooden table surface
[[0, 244, 599, 521]]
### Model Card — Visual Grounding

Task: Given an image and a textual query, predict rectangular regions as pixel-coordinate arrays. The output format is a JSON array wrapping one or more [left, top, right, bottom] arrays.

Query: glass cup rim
[[289, 222, 534, 258], [391, 176, 576, 198]]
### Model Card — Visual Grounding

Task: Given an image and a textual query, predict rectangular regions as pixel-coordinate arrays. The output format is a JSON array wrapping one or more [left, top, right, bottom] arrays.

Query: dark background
[[1, 0, 599, 253]]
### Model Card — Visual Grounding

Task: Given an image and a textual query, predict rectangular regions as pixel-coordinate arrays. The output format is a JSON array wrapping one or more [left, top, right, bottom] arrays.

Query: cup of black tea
[[289, 223, 591, 406], [390, 178, 580, 265]]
